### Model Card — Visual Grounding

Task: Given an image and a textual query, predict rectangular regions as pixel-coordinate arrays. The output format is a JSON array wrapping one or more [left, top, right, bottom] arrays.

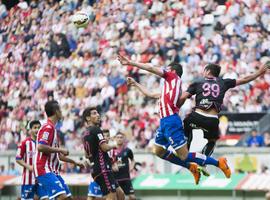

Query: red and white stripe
[[159, 72, 182, 118], [34, 120, 60, 177], [16, 138, 36, 185]]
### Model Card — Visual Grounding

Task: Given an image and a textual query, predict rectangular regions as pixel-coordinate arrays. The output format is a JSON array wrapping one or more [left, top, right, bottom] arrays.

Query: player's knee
[[153, 146, 166, 158], [266, 191, 270, 200], [106, 192, 116, 200], [176, 147, 188, 161], [179, 153, 188, 161], [57, 194, 68, 200], [129, 194, 136, 200], [116, 188, 125, 200]]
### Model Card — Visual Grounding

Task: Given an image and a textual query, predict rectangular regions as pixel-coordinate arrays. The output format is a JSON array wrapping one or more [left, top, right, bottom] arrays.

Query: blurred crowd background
[[0, 0, 270, 158]]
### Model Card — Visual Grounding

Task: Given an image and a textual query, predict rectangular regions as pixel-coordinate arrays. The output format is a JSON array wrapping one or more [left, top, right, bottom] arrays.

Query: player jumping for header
[[118, 54, 231, 184]]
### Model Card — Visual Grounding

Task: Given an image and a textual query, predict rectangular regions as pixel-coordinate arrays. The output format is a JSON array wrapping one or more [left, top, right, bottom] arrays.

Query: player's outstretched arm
[[59, 154, 84, 168], [100, 142, 116, 153], [236, 61, 270, 86], [38, 144, 69, 156], [16, 160, 33, 171], [127, 77, 160, 99], [118, 54, 164, 77]]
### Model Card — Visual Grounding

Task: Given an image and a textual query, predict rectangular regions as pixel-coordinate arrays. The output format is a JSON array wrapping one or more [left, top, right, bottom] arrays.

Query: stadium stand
[[0, 0, 269, 163]]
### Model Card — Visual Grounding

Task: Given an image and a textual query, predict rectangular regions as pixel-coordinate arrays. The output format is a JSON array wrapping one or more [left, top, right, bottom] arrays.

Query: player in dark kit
[[111, 132, 136, 200], [82, 107, 125, 200], [179, 62, 270, 158]]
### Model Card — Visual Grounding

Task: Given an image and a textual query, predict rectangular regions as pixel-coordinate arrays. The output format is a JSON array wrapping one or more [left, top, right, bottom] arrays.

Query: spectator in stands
[[263, 132, 270, 147], [0, 0, 7, 19], [0, 0, 269, 157], [0, 165, 7, 175], [7, 162, 20, 176], [246, 130, 265, 147]]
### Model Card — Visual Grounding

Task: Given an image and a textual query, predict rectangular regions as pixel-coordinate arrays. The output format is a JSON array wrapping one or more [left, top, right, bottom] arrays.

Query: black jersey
[[187, 77, 236, 112], [83, 126, 112, 177], [112, 147, 134, 180]]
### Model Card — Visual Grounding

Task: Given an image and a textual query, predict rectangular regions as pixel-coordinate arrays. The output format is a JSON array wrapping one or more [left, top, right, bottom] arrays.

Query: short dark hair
[[82, 107, 97, 122], [204, 63, 221, 77], [116, 131, 125, 136], [45, 100, 60, 117], [29, 120, 41, 129], [103, 129, 110, 134], [169, 62, 183, 77]]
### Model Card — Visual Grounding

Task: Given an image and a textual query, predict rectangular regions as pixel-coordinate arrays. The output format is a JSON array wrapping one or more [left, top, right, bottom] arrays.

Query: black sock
[[202, 141, 216, 156]]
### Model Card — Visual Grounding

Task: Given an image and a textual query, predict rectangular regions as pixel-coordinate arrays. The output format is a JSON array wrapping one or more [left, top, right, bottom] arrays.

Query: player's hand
[[60, 148, 69, 156], [260, 61, 270, 73], [118, 54, 131, 65], [109, 140, 117, 149], [75, 161, 85, 168], [264, 61, 270, 70], [127, 77, 136, 86], [28, 166, 33, 171]]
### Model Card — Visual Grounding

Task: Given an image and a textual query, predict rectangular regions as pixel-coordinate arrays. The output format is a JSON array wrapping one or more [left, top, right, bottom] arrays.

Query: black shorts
[[183, 111, 220, 140], [117, 179, 134, 195], [95, 171, 119, 196]]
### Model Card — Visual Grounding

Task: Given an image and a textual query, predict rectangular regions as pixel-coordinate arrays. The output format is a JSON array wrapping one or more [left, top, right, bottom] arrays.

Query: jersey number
[[202, 83, 220, 98]]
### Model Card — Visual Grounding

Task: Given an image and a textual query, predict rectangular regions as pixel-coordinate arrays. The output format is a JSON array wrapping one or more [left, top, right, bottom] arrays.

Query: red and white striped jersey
[[34, 119, 60, 177], [16, 137, 36, 185], [159, 71, 182, 118]]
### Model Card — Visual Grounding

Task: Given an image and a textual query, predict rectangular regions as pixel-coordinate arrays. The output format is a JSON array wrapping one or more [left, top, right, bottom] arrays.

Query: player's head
[[115, 132, 125, 146], [203, 63, 221, 77], [103, 129, 110, 143], [44, 100, 62, 120], [168, 62, 183, 78], [28, 120, 41, 139], [82, 107, 101, 126]]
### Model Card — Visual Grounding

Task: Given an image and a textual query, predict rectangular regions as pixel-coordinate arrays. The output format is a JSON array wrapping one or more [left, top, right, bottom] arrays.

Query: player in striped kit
[[16, 120, 48, 200], [118, 54, 231, 184], [34, 100, 72, 200]]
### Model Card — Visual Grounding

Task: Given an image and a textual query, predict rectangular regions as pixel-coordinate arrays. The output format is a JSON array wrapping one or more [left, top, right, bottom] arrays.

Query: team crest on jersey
[[42, 132, 49, 141]]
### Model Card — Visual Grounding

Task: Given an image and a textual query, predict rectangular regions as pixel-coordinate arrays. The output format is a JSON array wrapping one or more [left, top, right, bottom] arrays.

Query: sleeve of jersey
[[95, 127, 106, 146], [224, 79, 236, 89], [38, 127, 54, 146], [186, 82, 197, 95], [16, 141, 26, 160], [162, 71, 173, 81], [128, 148, 134, 160]]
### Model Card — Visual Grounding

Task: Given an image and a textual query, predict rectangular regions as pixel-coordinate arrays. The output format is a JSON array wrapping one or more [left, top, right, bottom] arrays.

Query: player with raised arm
[[111, 132, 136, 200], [118, 54, 231, 184], [82, 107, 125, 200], [16, 120, 48, 200], [34, 100, 71, 200], [179, 62, 270, 158]]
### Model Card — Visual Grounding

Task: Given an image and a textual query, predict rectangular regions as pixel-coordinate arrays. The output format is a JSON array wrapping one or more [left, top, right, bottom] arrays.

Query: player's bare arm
[[235, 61, 270, 86], [177, 92, 192, 108], [58, 153, 84, 168], [16, 159, 33, 171], [118, 54, 164, 77], [129, 159, 135, 172], [127, 77, 160, 99], [38, 144, 69, 156], [100, 142, 116, 152]]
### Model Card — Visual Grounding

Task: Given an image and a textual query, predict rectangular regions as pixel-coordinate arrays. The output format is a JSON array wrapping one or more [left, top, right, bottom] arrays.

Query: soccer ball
[[72, 11, 89, 28]]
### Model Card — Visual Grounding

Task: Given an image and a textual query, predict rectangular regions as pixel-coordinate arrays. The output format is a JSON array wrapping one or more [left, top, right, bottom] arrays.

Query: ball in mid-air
[[72, 11, 89, 28]]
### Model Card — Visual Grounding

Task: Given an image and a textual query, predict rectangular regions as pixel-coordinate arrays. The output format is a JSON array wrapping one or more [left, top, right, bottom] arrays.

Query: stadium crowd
[[0, 0, 270, 153]]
